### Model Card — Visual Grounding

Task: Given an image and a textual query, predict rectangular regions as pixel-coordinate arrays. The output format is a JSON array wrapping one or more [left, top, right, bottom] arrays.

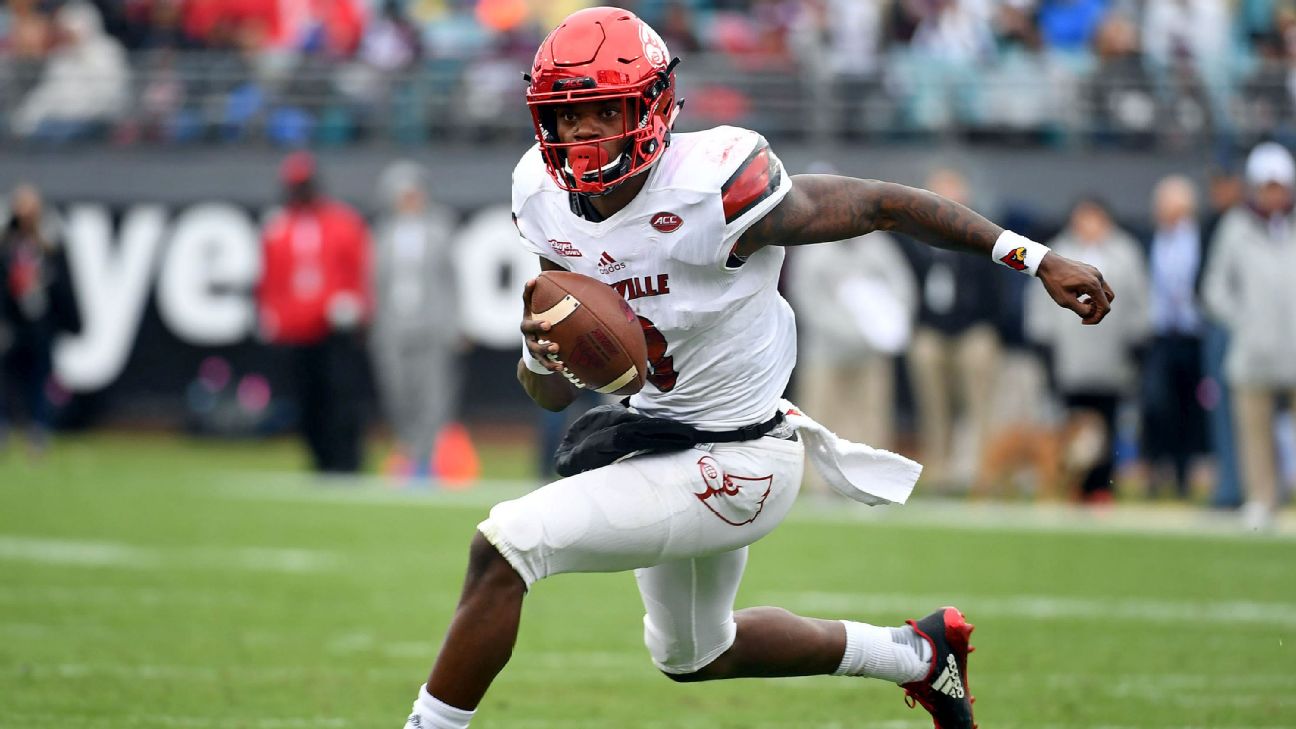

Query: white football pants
[[478, 433, 804, 673]]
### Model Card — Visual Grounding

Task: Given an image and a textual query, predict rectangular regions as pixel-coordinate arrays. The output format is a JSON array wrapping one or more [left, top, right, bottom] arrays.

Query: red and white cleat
[[900, 606, 977, 729]]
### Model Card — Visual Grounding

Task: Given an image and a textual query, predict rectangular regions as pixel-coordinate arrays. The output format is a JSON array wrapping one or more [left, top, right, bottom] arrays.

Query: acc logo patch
[[650, 212, 683, 233], [695, 455, 772, 526]]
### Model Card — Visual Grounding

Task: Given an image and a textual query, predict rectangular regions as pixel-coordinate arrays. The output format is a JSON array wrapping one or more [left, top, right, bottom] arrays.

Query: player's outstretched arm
[[737, 174, 1116, 325]]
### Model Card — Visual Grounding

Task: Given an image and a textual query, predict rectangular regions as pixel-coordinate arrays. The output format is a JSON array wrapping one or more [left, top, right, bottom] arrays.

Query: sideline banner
[[39, 201, 538, 424]]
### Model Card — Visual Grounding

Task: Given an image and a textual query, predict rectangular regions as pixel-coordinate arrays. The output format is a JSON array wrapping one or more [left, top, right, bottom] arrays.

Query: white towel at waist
[[778, 399, 922, 506]]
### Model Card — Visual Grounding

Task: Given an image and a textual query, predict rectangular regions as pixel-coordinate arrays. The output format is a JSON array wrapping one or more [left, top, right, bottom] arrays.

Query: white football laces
[[539, 339, 587, 389]]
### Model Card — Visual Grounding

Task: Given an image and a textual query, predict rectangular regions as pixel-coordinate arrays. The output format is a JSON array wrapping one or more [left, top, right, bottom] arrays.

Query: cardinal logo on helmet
[[639, 23, 669, 67]]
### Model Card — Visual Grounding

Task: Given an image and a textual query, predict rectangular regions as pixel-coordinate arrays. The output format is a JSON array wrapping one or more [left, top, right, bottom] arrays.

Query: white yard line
[[0, 584, 261, 607], [0, 536, 338, 574], [759, 590, 1296, 627], [212, 474, 1296, 541], [0, 714, 350, 729]]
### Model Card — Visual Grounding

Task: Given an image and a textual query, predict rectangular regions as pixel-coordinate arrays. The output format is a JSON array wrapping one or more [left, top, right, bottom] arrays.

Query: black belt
[[690, 411, 785, 443], [556, 406, 788, 477]]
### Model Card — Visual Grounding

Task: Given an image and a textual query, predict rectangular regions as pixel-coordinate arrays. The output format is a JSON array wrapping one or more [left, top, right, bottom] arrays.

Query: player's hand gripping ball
[[530, 271, 648, 395]]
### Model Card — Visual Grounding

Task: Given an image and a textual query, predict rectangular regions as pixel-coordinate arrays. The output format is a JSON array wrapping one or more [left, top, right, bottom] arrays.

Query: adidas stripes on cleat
[[900, 606, 977, 729]]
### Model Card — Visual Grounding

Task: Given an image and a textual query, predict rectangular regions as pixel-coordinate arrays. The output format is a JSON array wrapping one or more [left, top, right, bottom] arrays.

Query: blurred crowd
[[787, 141, 1296, 531], [1, 0, 1296, 147]]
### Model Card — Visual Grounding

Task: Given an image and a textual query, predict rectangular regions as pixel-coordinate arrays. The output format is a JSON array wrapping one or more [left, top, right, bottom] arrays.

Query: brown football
[[530, 270, 648, 396]]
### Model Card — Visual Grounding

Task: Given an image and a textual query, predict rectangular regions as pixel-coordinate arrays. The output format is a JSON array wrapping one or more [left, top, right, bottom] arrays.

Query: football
[[530, 270, 648, 395]]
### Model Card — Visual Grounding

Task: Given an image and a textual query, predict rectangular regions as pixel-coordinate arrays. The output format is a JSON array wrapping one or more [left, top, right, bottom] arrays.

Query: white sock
[[832, 621, 931, 684], [405, 685, 475, 729]]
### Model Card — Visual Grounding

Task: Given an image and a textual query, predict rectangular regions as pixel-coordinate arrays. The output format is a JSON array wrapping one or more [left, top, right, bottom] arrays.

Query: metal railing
[[0, 50, 1289, 148]]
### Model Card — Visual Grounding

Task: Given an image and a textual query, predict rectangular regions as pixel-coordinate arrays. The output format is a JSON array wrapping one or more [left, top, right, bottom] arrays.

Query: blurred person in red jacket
[[257, 151, 372, 473]]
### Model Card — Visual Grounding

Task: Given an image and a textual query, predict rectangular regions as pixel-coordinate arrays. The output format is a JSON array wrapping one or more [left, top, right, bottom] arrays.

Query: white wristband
[[521, 339, 554, 375], [992, 230, 1050, 276]]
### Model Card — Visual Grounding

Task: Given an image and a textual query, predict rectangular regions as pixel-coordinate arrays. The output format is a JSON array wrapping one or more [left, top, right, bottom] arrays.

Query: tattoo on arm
[[737, 174, 1004, 256]]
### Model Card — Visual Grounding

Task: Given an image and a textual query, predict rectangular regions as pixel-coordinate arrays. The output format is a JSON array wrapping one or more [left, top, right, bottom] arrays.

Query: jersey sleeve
[[510, 144, 564, 266], [719, 132, 792, 255], [511, 212, 551, 260]]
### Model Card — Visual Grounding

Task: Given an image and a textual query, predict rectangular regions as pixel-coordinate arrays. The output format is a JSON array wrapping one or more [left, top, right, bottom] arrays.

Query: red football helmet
[[526, 7, 681, 196]]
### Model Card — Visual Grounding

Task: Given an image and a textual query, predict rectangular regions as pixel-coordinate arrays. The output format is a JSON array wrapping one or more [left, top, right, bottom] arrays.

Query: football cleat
[[901, 606, 977, 729]]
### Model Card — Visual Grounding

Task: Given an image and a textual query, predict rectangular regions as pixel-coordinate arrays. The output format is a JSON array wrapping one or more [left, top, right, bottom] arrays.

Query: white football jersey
[[512, 125, 796, 429]]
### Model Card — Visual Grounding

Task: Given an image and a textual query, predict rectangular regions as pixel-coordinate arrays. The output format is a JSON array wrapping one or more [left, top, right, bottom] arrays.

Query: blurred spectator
[[1027, 196, 1149, 502], [1142, 0, 1231, 72], [788, 226, 916, 493], [288, 0, 365, 58], [3, 0, 54, 58], [910, 0, 996, 61], [181, 0, 271, 48], [900, 0, 995, 132], [370, 161, 462, 481], [790, 0, 885, 139], [981, 1, 1072, 140], [1239, 26, 1296, 147], [357, 0, 421, 71], [1036, 0, 1108, 54], [1141, 0, 1232, 144], [991, 3, 1042, 55], [335, 0, 422, 133], [1083, 12, 1158, 147], [10, 2, 130, 142], [1141, 175, 1207, 499], [1201, 142, 1296, 530], [0, 184, 80, 454], [1199, 165, 1246, 508], [421, 1, 496, 60], [134, 0, 194, 50], [655, 1, 702, 55], [904, 169, 1005, 490], [256, 152, 372, 474]]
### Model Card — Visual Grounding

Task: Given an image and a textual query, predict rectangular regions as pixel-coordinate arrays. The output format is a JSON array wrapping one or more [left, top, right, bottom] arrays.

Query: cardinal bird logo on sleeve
[[999, 246, 1028, 271]]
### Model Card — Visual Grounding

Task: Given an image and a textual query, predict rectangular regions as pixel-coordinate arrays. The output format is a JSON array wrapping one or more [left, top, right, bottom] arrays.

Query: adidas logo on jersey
[[932, 654, 965, 699], [597, 251, 626, 275]]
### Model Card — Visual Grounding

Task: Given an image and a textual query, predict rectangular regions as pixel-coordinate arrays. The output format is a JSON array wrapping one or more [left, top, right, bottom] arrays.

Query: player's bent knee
[[644, 614, 737, 681], [659, 666, 714, 683], [464, 531, 525, 595]]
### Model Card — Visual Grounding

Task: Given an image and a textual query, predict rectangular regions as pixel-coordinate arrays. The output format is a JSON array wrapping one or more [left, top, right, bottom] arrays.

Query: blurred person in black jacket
[[1141, 175, 1208, 499], [0, 184, 80, 453], [903, 169, 1007, 491]]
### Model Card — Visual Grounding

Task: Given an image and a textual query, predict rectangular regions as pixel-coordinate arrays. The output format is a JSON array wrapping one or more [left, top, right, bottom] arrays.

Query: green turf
[[2, 435, 1294, 728]]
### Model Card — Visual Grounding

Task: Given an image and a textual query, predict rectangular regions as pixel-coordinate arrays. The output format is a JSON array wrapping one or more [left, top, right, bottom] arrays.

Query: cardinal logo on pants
[[695, 456, 772, 526]]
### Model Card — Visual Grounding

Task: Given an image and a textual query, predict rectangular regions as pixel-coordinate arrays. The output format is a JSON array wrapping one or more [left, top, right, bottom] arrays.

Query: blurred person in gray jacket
[[370, 161, 463, 481], [787, 230, 916, 493], [10, 2, 130, 142], [1201, 142, 1296, 530], [1028, 197, 1150, 502]]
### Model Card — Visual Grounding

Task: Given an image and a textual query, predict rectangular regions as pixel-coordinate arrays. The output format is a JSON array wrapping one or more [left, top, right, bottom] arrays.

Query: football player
[[403, 7, 1114, 729]]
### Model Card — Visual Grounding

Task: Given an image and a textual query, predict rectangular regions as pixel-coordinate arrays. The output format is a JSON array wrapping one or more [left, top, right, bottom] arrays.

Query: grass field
[[2, 434, 1295, 728]]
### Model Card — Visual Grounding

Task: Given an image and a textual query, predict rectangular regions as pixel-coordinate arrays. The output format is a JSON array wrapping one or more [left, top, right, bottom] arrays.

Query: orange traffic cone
[[434, 422, 480, 490]]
